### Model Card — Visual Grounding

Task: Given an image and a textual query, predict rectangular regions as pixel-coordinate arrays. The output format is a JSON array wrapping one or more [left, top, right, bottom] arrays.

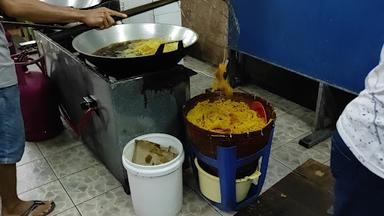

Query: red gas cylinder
[[14, 55, 64, 141]]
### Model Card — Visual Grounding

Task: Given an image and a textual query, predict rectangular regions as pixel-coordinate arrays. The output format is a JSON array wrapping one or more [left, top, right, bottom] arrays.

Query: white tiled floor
[[13, 56, 331, 216]]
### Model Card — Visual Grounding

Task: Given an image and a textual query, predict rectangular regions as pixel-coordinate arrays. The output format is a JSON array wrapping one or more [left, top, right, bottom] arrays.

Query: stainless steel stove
[[35, 31, 194, 193]]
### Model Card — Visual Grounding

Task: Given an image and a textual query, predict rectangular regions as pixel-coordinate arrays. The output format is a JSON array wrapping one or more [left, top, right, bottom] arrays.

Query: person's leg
[[331, 131, 359, 216], [0, 85, 54, 215], [0, 164, 20, 210], [0, 164, 29, 214], [331, 130, 384, 216], [0, 164, 54, 215]]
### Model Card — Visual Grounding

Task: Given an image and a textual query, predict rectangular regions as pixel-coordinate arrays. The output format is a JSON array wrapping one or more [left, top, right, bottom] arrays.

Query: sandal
[[20, 201, 56, 216]]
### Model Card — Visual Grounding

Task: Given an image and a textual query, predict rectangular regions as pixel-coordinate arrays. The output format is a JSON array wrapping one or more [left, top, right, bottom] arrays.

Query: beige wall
[[181, 0, 228, 65]]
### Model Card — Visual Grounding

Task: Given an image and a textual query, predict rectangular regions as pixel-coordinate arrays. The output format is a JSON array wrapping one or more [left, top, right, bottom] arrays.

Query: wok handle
[[155, 40, 184, 55], [121, 0, 179, 18]]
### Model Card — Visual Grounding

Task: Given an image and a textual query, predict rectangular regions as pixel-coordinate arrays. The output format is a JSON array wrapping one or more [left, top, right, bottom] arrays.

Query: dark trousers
[[331, 131, 384, 216]]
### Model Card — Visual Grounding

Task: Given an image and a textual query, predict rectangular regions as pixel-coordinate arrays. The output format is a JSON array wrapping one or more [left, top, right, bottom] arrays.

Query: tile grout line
[[55, 164, 122, 208], [271, 135, 302, 151], [19, 148, 89, 215], [73, 185, 123, 208], [269, 155, 296, 172], [17, 157, 44, 168], [42, 144, 102, 180], [238, 86, 307, 114], [17, 156, 58, 195], [17, 178, 58, 196], [33, 134, 116, 215], [43, 153, 106, 216], [184, 183, 230, 216], [41, 156, 75, 216], [53, 179, 77, 216], [273, 153, 329, 172], [74, 205, 83, 216], [36, 141, 83, 160], [270, 132, 330, 171], [55, 163, 101, 182], [52, 164, 104, 216], [17, 142, 44, 167]]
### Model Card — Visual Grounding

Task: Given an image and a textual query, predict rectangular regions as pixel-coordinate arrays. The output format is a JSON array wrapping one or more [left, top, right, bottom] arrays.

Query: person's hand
[[79, 7, 127, 29]]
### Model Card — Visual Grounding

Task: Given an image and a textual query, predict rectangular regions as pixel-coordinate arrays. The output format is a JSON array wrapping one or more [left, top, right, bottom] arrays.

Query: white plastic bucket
[[122, 133, 185, 216]]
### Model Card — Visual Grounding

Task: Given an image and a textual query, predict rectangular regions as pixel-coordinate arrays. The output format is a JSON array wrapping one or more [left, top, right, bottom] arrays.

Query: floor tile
[[46, 145, 100, 178], [261, 158, 291, 194], [182, 167, 198, 190], [239, 85, 296, 117], [323, 160, 331, 167], [55, 207, 81, 216], [210, 205, 236, 216], [271, 112, 313, 150], [184, 56, 216, 76], [181, 186, 222, 216], [313, 137, 331, 158], [19, 181, 74, 215], [238, 85, 275, 101], [239, 85, 303, 113], [37, 129, 82, 158], [273, 106, 288, 118], [60, 165, 121, 204], [17, 159, 57, 194], [190, 73, 214, 98], [77, 187, 134, 216], [76, 185, 222, 216], [238, 85, 274, 101], [17, 142, 43, 167], [185, 56, 216, 98], [190, 85, 203, 98], [272, 137, 330, 170], [288, 106, 316, 127], [272, 97, 303, 113]]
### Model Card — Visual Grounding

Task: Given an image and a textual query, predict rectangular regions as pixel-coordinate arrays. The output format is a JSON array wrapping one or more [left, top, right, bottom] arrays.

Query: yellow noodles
[[121, 38, 178, 57], [186, 99, 267, 134], [212, 63, 233, 96]]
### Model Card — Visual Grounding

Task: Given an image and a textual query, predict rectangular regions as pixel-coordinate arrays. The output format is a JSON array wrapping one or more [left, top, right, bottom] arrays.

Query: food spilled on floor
[[93, 38, 178, 57], [186, 99, 268, 134], [132, 140, 177, 166]]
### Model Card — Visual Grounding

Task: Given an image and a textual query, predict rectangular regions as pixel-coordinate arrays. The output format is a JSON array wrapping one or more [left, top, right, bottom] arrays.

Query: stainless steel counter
[[35, 31, 192, 193]]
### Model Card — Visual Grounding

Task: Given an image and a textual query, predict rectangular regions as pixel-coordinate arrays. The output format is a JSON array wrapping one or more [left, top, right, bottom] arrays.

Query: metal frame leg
[[217, 146, 237, 211], [299, 82, 335, 148], [228, 49, 246, 87]]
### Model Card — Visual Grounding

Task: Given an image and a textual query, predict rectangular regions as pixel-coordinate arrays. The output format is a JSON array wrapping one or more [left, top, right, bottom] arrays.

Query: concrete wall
[[181, 0, 228, 65]]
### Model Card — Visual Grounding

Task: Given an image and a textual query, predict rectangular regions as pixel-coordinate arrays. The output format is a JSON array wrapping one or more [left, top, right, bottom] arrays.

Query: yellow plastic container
[[194, 158, 261, 203]]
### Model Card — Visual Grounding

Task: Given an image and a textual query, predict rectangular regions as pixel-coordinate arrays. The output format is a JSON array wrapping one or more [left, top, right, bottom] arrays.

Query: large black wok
[[72, 23, 198, 77]]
